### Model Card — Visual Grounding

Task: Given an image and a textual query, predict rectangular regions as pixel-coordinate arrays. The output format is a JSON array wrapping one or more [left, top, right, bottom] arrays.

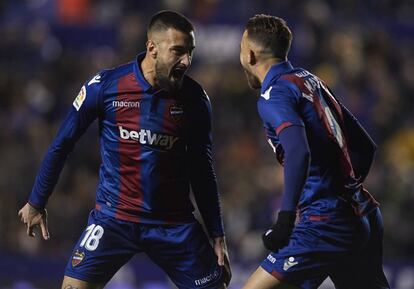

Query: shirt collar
[[261, 60, 294, 93], [133, 52, 152, 92]]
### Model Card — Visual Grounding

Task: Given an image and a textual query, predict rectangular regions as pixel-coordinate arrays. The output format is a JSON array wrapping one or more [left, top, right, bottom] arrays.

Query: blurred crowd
[[0, 0, 413, 285]]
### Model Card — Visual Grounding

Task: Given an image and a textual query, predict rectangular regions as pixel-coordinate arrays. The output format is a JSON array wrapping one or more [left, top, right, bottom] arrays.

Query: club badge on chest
[[170, 104, 184, 122]]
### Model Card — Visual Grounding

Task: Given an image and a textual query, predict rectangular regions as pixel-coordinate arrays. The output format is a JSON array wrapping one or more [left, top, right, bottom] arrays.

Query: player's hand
[[18, 203, 50, 240], [213, 236, 231, 286], [262, 211, 296, 251], [213, 236, 228, 266]]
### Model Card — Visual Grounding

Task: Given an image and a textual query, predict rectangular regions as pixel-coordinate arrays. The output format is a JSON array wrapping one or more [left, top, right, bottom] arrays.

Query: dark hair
[[148, 10, 194, 35], [245, 14, 292, 60]]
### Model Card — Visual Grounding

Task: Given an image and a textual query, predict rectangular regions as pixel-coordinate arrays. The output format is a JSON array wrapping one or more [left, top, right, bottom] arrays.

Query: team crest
[[72, 250, 85, 267], [169, 104, 184, 122]]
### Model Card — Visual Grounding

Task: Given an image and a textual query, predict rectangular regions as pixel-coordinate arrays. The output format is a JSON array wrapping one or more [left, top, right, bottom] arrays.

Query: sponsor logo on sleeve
[[73, 85, 86, 111]]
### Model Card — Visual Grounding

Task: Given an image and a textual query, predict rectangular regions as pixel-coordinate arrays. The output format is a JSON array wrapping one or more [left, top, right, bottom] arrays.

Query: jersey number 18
[[80, 224, 104, 251]]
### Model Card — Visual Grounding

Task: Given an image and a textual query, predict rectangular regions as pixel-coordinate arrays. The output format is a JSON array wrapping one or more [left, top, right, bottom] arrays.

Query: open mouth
[[171, 67, 186, 80]]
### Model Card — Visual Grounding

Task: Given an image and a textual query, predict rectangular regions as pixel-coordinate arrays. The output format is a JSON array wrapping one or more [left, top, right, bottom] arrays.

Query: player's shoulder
[[267, 68, 314, 100], [182, 75, 209, 102], [261, 82, 299, 102], [278, 67, 307, 86], [86, 61, 135, 89], [100, 61, 136, 82], [277, 67, 322, 89]]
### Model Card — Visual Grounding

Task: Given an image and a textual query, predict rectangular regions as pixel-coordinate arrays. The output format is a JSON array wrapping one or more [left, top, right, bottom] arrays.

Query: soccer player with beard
[[239, 14, 389, 289], [18, 10, 230, 289]]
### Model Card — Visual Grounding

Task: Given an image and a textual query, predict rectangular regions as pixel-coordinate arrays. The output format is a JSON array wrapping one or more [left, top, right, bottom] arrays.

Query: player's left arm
[[187, 91, 230, 273]]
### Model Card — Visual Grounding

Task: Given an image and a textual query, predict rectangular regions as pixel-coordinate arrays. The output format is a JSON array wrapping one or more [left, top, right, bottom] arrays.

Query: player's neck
[[141, 55, 157, 88], [257, 58, 284, 85]]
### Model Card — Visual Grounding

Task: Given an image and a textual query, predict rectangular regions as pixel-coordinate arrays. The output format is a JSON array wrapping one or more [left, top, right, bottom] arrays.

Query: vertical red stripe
[[115, 73, 143, 221], [320, 83, 356, 178], [281, 74, 355, 179], [312, 91, 354, 178]]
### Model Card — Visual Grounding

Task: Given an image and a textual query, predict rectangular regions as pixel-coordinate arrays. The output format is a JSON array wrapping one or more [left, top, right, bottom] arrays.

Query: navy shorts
[[261, 207, 390, 289], [65, 209, 226, 289]]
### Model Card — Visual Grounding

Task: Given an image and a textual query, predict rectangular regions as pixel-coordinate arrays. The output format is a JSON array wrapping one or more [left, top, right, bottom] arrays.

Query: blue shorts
[[261, 207, 390, 289], [65, 209, 226, 289]]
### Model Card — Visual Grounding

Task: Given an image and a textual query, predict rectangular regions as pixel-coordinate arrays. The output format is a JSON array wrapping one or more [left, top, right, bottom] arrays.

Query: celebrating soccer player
[[239, 14, 390, 289], [18, 10, 231, 289]]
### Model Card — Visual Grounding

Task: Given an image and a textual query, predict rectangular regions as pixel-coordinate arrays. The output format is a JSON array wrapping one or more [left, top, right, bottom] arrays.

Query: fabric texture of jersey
[[29, 53, 224, 237], [257, 61, 378, 217], [65, 209, 227, 288]]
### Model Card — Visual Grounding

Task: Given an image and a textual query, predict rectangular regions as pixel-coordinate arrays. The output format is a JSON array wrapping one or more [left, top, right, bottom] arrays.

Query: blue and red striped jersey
[[258, 61, 378, 215], [29, 53, 224, 237]]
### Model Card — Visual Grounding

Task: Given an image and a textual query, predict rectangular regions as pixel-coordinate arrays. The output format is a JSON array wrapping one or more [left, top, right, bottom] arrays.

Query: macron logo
[[112, 101, 140, 108], [194, 270, 220, 286], [119, 126, 178, 150]]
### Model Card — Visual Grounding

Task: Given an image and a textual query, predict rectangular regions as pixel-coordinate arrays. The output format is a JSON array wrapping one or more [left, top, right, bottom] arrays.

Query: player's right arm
[[18, 73, 104, 239], [258, 84, 311, 251]]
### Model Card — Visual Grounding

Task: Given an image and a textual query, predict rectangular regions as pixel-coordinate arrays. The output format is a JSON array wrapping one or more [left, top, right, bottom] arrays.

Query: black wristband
[[274, 211, 296, 227], [262, 211, 296, 251]]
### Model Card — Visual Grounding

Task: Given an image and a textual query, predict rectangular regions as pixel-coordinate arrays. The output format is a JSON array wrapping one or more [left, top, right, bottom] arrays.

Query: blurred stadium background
[[1, 0, 413, 288]]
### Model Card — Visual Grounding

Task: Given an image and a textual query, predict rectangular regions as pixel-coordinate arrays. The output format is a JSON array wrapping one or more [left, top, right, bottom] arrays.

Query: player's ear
[[146, 40, 157, 59], [248, 49, 257, 65]]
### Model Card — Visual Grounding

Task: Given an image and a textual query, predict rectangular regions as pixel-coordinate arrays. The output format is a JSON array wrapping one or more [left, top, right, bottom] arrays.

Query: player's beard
[[243, 67, 261, 90], [155, 60, 184, 93]]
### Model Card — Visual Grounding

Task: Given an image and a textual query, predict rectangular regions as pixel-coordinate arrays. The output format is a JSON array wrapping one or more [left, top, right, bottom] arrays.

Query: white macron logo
[[194, 270, 219, 286], [112, 101, 140, 108], [283, 257, 298, 271], [119, 126, 178, 150], [261, 86, 272, 100]]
